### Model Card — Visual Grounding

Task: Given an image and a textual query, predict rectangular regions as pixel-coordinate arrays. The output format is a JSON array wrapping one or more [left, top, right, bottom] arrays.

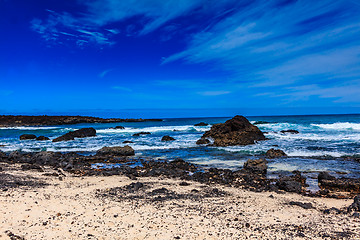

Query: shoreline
[[1, 161, 359, 239]]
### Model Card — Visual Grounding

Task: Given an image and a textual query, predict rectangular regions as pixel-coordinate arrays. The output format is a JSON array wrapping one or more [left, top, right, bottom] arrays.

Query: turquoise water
[[1, 114, 360, 177]]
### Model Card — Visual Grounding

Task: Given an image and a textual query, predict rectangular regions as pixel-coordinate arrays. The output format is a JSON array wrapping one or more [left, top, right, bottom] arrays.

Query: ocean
[[1, 114, 360, 182]]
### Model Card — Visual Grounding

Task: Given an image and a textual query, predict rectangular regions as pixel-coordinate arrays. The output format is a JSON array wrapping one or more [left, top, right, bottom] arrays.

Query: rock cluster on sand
[[96, 146, 135, 156], [266, 148, 287, 158], [161, 136, 175, 141], [318, 172, 360, 194], [199, 115, 266, 146], [52, 128, 96, 142]]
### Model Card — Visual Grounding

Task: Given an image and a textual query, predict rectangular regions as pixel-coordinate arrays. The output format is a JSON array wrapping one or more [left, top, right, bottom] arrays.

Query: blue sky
[[1, 0, 360, 117]]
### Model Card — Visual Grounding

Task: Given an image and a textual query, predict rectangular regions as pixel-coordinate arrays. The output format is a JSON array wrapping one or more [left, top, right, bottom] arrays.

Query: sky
[[1, 0, 360, 117]]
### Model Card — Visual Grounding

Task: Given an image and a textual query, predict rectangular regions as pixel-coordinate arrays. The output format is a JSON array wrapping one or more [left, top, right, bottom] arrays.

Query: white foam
[[97, 125, 210, 134], [312, 122, 360, 131], [286, 150, 347, 158], [0, 126, 61, 130]]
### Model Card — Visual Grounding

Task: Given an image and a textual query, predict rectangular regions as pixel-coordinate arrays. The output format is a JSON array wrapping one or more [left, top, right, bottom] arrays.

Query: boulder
[[200, 115, 266, 146], [280, 129, 299, 134], [318, 172, 360, 193], [161, 136, 175, 141], [52, 127, 96, 142], [36, 136, 50, 141], [20, 134, 37, 140], [133, 132, 151, 137], [123, 140, 134, 144], [243, 159, 267, 174], [194, 122, 208, 126], [277, 180, 302, 193], [196, 138, 210, 145], [266, 148, 287, 158], [348, 195, 360, 212], [111, 126, 125, 129], [96, 145, 135, 156]]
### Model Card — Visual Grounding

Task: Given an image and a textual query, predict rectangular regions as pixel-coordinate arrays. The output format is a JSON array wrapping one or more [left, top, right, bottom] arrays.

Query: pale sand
[[0, 163, 359, 240]]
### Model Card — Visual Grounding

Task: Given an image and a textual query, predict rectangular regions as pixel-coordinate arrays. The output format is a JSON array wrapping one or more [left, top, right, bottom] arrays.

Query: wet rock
[[280, 129, 299, 134], [196, 138, 210, 145], [289, 201, 314, 209], [123, 140, 134, 144], [161, 136, 175, 141], [133, 132, 151, 136], [52, 127, 96, 142], [243, 159, 267, 174], [32, 151, 62, 165], [111, 126, 125, 129], [266, 148, 287, 158], [253, 121, 270, 125], [36, 136, 50, 141], [318, 172, 360, 193], [277, 180, 302, 193], [348, 195, 360, 213], [194, 122, 208, 126], [19, 134, 37, 140], [201, 115, 266, 146], [96, 145, 135, 156]]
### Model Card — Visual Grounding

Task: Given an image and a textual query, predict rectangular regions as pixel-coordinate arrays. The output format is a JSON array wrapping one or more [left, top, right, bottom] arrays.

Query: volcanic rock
[[280, 129, 299, 134], [161, 136, 175, 141], [277, 180, 302, 193], [194, 122, 208, 126], [200, 115, 266, 146], [52, 127, 96, 142], [133, 132, 151, 137], [266, 148, 287, 158], [348, 195, 360, 212], [111, 126, 125, 129], [123, 141, 134, 144], [318, 172, 360, 193], [36, 136, 50, 141], [19, 134, 37, 140], [96, 145, 135, 156], [243, 159, 267, 174], [196, 138, 210, 145]]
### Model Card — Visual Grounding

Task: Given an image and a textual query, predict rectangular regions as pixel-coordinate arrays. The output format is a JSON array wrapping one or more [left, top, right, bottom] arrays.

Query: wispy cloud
[[198, 91, 231, 96]]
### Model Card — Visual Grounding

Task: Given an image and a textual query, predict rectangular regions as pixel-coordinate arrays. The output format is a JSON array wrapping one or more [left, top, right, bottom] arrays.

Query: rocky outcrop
[[200, 115, 266, 146], [161, 136, 175, 141], [133, 132, 151, 137], [348, 195, 360, 212], [276, 171, 307, 194], [243, 159, 267, 175], [318, 172, 360, 194], [96, 146, 135, 156], [36, 136, 50, 141], [111, 126, 125, 129], [194, 122, 208, 126], [280, 129, 299, 134], [266, 148, 287, 158], [52, 128, 96, 142], [0, 115, 162, 127], [20, 134, 37, 140], [196, 138, 210, 145]]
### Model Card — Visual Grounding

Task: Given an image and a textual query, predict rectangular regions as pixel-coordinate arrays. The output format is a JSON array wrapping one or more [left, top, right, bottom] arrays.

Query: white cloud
[[198, 91, 231, 96]]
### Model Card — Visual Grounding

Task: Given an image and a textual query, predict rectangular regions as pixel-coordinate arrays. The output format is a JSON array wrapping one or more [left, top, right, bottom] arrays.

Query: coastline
[[1, 162, 359, 239]]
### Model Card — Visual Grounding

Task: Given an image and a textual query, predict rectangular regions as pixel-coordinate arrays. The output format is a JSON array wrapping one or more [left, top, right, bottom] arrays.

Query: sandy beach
[[1, 162, 359, 240]]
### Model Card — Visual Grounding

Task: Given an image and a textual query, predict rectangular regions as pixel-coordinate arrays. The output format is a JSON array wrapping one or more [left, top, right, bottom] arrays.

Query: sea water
[[1, 114, 360, 178]]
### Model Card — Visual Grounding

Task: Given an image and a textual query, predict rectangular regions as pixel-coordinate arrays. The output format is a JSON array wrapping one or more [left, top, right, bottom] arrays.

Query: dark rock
[[289, 201, 314, 209], [111, 126, 125, 129], [0, 150, 6, 158], [161, 136, 175, 141], [196, 138, 210, 145], [266, 148, 287, 158], [318, 172, 360, 194], [323, 207, 342, 214], [151, 187, 169, 194], [32, 151, 62, 165], [52, 127, 96, 142], [194, 122, 208, 126], [133, 132, 151, 137], [0, 115, 162, 127], [5, 230, 25, 240], [96, 145, 135, 156], [19, 134, 37, 140], [179, 181, 190, 186], [21, 164, 43, 172], [201, 115, 266, 146], [280, 129, 299, 134], [348, 195, 360, 212], [253, 121, 270, 125], [36, 136, 50, 141], [243, 159, 267, 174], [126, 182, 144, 192], [277, 180, 302, 193], [123, 141, 134, 144]]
